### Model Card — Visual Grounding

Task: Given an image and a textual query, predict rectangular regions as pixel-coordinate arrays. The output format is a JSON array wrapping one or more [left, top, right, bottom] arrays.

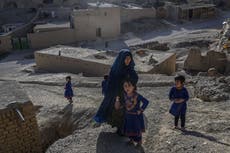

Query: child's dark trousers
[[174, 114, 185, 127]]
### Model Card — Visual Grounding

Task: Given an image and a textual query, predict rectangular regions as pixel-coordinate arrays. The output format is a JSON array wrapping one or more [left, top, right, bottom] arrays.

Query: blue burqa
[[94, 49, 138, 123]]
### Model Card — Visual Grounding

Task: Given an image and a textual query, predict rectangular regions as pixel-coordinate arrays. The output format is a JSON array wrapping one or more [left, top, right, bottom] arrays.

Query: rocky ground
[[1, 14, 230, 153], [0, 51, 229, 153]]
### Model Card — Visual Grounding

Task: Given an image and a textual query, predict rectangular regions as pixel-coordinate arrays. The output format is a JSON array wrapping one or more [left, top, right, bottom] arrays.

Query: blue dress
[[101, 79, 108, 95], [64, 81, 73, 99], [123, 92, 149, 142], [94, 49, 138, 123], [169, 86, 189, 116]]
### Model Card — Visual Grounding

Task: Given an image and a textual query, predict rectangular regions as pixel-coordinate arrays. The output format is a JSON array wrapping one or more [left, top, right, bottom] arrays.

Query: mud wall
[[0, 35, 12, 54], [27, 29, 76, 49], [121, 7, 156, 23], [35, 52, 111, 77], [184, 48, 227, 73], [72, 7, 121, 40], [151, 53, 176, 75], [0, 101, 42, 153]]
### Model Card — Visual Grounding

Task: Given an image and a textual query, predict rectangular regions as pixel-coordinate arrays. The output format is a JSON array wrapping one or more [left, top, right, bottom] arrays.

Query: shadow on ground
[[96, 132, 145, 153], [182, 130, 230, 147]]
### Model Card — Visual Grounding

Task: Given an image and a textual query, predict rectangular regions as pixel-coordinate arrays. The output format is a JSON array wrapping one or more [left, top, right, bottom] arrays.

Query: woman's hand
[[175, 99, 184, 103]]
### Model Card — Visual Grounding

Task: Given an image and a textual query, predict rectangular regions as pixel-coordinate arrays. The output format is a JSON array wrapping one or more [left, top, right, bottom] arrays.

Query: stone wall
[[156, 6, 168, 19], [150, 53, 176, 75], [184, 48, 227, 73], [0, 81, 42, 153], [121, 7, 156, 23], [179, 6, 216, 20], [0, 35, 12, 54], [0, 102, 41, 153], [35, 52, 111, 77], [27, 29, 76, 49]]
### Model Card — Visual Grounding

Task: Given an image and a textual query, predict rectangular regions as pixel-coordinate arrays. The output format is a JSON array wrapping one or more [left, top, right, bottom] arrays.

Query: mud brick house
[[166, 2, 216, 21]]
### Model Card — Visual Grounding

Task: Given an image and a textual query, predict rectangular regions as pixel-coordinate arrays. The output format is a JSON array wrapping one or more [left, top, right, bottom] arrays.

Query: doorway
[[188, 9, 193, 20], [96, 28, 102, 37]]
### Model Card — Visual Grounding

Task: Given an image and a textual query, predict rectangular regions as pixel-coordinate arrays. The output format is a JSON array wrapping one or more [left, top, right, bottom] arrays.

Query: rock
[[195, 77, 230, 102], [207, 67, 222, 77], [184, 48, 227, 74], [197, 72, 208, 76]]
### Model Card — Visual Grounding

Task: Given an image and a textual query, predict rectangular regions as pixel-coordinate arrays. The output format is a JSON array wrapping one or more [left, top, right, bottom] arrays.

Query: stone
[[195, 77, 230, 102], [207, 67, 221, 77], [184, 47, 227, 74]]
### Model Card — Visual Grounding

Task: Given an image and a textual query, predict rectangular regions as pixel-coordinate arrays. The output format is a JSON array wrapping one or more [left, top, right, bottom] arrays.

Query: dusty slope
[[41, 85, 230, 153], [17, 81, 229, 153]]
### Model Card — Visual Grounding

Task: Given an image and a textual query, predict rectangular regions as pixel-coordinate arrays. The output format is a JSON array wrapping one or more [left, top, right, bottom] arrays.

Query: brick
[[0, 104, 42, 153]]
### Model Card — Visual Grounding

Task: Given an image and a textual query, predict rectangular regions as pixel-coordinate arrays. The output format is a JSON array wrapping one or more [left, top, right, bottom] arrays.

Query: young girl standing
[[116, 79, 149, 149], [64, 76, 74, 104], [169, 75, 189, 130]]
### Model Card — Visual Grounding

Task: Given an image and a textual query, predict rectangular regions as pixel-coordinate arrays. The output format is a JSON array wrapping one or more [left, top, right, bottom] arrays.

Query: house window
[[104, 12, 107, 16], [96, 28, 102, 37]]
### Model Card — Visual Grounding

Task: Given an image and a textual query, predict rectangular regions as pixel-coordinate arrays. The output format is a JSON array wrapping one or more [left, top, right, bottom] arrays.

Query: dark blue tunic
[[123, 93, 149, 137], [101, 79, 108, 95], [64, 81, 73, 98], [169, 86, 189, 116]]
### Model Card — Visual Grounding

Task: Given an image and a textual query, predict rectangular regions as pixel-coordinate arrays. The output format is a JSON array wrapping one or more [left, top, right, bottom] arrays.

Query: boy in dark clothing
[[169, 75, 189, 130], [101, 74, 109, 96]]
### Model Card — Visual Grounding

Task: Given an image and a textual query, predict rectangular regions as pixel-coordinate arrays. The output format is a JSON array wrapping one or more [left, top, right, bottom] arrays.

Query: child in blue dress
[[101, 74, 109, 96], [115, 79, 149, 148], [64, 76, 74, 104], [169, 75, 189, 130]]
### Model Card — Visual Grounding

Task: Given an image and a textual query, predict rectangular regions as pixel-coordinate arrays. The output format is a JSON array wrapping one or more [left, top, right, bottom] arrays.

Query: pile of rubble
[[184, 47, 228, 74], [218, 19, 230, 53], [194, 76, 230, 102]]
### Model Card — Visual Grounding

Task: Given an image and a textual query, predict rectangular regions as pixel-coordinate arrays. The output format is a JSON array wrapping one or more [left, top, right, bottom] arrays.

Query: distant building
[[27, 3, 121, 49], [166, 2, 216, 21], [71, 4, 121, 40]]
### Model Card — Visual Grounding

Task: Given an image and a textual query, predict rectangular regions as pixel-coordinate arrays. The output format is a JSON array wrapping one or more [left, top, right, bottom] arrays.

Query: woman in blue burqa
[[94, 49, 138, 134]]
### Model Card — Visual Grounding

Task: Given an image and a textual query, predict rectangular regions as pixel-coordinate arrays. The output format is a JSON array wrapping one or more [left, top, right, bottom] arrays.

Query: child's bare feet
[[180, 127, 186, 131], [174, 126, 179, 129]]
